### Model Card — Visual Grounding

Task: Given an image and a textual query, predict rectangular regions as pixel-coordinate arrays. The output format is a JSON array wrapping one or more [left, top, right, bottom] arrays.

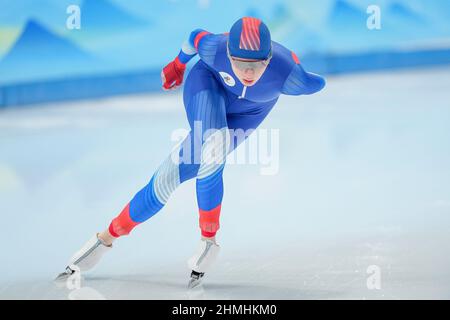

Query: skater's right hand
[[161, 57, 186, 91]]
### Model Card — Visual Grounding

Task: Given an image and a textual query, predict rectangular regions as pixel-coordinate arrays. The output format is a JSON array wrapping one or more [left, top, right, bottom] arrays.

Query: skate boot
[[55, 234, 112, 282], [187, 238, 220, 288]]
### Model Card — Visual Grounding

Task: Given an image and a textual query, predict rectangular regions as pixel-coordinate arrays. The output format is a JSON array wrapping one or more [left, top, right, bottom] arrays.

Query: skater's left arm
[[161, 29, 211, 90], [281, 56, 326, 96], [178, 29, 211, 64]]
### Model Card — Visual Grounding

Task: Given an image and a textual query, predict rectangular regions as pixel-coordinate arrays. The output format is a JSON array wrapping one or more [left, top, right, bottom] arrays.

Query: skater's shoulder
[[271, 41, 301, 69], [266, 41, 301, 81], [197, 33, 227, 68], [197, 32, 227, 53]]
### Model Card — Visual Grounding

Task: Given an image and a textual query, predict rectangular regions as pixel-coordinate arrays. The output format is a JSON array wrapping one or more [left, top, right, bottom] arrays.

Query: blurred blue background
[[1, 0, 450, 106]]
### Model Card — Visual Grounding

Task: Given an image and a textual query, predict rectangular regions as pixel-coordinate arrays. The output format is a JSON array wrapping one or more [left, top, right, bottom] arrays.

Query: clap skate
[[187, 238, 220, 288], [55, 234, 112, 282]]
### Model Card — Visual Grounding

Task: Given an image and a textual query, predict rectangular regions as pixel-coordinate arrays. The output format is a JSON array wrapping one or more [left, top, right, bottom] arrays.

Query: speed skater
[[56, 17, 326, 288]]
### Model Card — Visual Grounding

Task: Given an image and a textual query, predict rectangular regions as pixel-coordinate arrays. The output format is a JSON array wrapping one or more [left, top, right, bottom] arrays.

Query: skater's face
[[227, 46, 271, 87]]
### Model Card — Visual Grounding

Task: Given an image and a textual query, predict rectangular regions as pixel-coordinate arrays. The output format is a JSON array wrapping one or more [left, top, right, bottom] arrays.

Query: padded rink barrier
[[300, 47, 450, 75], [1, 47, 450, 108], [0, 69, 162, 108]]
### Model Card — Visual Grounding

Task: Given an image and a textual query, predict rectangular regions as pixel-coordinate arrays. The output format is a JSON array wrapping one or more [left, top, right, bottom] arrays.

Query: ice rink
[[1, 66, 449, 299]]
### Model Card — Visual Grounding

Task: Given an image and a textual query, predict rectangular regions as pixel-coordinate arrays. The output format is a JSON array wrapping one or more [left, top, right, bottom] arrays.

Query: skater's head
[[227, 17, 272, 87]]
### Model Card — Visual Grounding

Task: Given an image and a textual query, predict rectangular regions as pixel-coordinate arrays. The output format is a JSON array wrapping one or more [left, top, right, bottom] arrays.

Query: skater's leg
[[193, 99, 279, 239], [104, 140, 198, 242], [196, 128, 229, 239], [181, 91, 230, 282], [185, 95, 229, 239], [181, 63, 230, 239]]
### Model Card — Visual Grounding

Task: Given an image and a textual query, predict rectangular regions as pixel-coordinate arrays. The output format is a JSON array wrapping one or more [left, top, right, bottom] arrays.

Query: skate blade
[[188, 271, 205, 289], [188, 277, 203, 289], [54, 267, 75, 283], [55, 272, 70, 282]]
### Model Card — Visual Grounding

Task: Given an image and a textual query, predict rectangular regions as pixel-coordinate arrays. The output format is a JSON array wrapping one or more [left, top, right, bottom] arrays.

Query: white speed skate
[[55, 234, 112, 282], [187, 238, 220, 289]]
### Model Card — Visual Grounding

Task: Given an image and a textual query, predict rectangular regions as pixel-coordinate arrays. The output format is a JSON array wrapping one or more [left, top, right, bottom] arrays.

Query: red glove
[[161, 57, 186, 90]]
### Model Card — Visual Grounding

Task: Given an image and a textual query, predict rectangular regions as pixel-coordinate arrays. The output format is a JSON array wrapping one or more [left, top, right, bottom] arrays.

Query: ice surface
[[1, 66, 450, 299]]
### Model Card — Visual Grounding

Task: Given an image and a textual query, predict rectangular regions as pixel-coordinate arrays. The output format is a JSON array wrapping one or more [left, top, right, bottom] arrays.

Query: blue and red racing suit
[[108, 29, 326, 238]]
